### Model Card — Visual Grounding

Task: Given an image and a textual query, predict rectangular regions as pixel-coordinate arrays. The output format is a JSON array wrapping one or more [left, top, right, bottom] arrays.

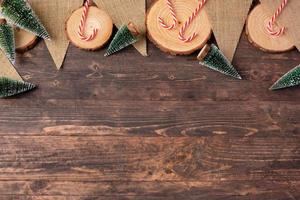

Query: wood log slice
[[65, 6, 113, 51], [14, 27, 38, 53], [246, 4, 294, 53], [147, 0, 212, 55]]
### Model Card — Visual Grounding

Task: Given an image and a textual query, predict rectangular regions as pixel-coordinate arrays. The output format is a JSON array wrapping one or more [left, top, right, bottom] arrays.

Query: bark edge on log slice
[[65, 6, 113, 51], [147, 0, 212, 55], [14, 27, 38, 53], [246, 4, 294, 53]]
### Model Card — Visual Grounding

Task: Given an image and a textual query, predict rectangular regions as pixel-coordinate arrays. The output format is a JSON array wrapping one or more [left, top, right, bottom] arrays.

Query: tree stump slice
[[246, 4, 294, 53], [147, 0, 212, 55], [14, 27, 38, 53], [65, 6, 113, 51]]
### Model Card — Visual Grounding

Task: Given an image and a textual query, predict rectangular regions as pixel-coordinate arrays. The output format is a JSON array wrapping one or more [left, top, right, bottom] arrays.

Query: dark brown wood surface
[[0, 1, 300, 199]]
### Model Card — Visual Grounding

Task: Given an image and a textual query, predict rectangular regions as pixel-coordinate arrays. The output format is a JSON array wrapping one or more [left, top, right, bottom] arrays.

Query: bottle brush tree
[[197, 44, 242, 80], [0, 77, 36, 98], [0, 0, 50, 39], [105, 22, 139, 56], [0, 19, 15, 64], [270, 64, 300, 90]]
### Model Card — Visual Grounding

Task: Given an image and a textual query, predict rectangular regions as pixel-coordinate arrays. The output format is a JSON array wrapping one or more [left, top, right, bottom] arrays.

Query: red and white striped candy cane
[[158, 0, 178, 30], [78, 0, 98, 41], [266, 0, 288, 37], [178, 0, 207, 43]]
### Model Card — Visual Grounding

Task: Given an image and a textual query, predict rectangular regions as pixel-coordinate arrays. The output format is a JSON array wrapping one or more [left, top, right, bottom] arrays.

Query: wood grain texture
[[0, 136, 299, 199], [94, 0, 147, 56], [205, 0, 253, 61], [261, 0, 300, 52], [29, 0, 83, 70], [0, 53, 22, 81], [0, 0, 299, 199]]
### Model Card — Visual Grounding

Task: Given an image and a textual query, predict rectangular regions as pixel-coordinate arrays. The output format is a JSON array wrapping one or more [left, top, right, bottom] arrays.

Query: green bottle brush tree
[[0, 77, 36, 98], [105, 22, 139, 57], [270, 64, 300, 90], [0, 0, 49, 39], [197, 44, 242, 80], [0, 0, 49, 63], [0, 19, 15, 64]]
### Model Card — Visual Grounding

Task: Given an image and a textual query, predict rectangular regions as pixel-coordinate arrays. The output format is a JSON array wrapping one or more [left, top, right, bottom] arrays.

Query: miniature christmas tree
[[0, 0, 50, 39], [0, 19, 15, 64], [105, 22, 139, 56], [270, 64, 300, 90], [0, 77, 36, 98], [197, 44, 242, 80]]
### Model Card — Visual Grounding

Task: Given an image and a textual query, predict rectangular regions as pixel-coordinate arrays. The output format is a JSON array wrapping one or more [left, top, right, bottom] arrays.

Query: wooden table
[[1, 3, 300, 199]]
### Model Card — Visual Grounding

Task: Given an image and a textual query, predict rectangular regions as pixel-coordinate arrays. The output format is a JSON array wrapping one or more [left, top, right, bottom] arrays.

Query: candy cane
[[78, 0, 98, 41], [158, 0, 178, 30], [266, 0, 288, 37], [178, 0, 207, 43]]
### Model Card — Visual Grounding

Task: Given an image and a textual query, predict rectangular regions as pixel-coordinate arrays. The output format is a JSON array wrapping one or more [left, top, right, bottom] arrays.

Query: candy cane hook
[[178, 0, 207, 42], [78, 0, 99, 41], [266, 0, 288, 37], [158, 0, 178, 30]]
